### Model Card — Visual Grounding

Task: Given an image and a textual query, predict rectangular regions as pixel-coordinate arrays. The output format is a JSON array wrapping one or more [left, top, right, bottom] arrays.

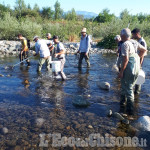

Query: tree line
[[0, 0, 83, 21], [0, 0, 150, 49]]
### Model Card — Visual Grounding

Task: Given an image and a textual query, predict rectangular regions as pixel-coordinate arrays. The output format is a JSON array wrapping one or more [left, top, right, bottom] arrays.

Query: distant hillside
[[76, 11, 98, 19]]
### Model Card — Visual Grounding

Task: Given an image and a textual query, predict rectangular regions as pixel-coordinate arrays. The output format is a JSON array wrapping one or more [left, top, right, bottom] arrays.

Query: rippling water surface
[[0, 53, 150, 149]]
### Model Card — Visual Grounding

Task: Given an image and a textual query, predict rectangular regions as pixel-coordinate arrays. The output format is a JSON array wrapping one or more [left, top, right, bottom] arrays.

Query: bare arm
[[55, 49, 65, 56], [48, 43, 54, 51], [138, 46, 147, 65]]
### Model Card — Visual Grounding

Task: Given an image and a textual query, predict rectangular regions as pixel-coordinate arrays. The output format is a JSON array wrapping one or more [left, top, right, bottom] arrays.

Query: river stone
[[72, 96, 90, 107], [0, 74, 4, 77], [35, 118, 45, 127], [108, 110, 129, 125], [9, 47, 16, 52], [97, 82, 110, 90], [1, 127, 8, 134], [136, 116, 150, 131], [88, 125, 93, 129], [112, 64, 119, 72]]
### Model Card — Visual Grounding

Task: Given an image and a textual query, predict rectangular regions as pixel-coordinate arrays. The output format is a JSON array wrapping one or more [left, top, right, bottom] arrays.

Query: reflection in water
[[77, 68, 89, 95], [0, 54, 150, 149], [36, 75, 65, 109], [19, 66, 30, 89]]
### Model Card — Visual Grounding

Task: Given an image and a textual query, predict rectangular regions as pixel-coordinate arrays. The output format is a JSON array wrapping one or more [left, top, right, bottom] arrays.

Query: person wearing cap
[[114, 35, 123, 71], [18, 34, 30, 66], [46, 33, 55, 61], [33, 36, 51, 72], [77, 28, 91, 68], [53, 35, 66, 81], [131, 28, 147, 94], [119, 28, 147, 115]]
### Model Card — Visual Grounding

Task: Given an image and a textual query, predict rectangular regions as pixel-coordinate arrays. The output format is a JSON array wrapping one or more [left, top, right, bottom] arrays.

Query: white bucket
[[52, 61, 61, 72], [136, 69, 145, 85]]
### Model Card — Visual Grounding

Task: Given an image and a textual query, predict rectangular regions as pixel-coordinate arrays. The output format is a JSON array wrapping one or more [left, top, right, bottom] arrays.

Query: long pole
[[12, 56, 33, 68]]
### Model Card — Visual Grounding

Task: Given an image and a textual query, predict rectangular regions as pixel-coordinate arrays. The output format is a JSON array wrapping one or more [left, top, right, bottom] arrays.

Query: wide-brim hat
[[33, 36, 39, 41], [114, 35, 121, 40], [46, 33, 51, 37], [81, 28, 86, 33]]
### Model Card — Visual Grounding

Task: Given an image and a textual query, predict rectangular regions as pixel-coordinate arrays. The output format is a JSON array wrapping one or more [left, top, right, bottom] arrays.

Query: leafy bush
[[18, 18, 42, 40], [0, 13, 20, 40], [97, 33, 117, 49]]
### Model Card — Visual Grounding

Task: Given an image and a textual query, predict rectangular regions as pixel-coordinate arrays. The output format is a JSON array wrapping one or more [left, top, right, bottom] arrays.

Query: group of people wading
[[18, 27, 148, 116]]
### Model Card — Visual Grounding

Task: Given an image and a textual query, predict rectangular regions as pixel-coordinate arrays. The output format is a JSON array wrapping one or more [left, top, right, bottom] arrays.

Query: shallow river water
[[0, 53, 150, 150]]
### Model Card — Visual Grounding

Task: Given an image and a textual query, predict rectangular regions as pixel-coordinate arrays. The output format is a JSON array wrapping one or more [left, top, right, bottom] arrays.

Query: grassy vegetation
[[0, 1, 150, 49]]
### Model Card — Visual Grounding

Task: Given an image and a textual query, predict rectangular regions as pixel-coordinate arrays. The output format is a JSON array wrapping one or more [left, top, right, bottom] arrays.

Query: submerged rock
[[35, 118, 45, 127], [108, 110, 129, 125], [97, 82, 110, 90], [136, 116, 150, 131], [0, 74, 4, 77], [1, 127, 8, 134], [88, 125, 93, 129], [7, 74, 11, 77], [72, 96, 90, 107]]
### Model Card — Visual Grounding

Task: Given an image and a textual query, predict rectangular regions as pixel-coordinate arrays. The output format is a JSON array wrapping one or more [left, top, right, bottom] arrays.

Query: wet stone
[[88, 125, 93, 129], [1, 127, 8, 134], [0, 74, 4, 77], [6, 140, 17, 147], [35, 118, 45, 127], [97, 82, 110, 90], [66, 126, 71, 130], [72, 96, 90, 107]]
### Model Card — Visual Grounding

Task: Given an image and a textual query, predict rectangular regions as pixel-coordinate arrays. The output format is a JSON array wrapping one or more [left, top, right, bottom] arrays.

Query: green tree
[[120, 9, 131, 20], [77, 15, 84, 21], [137, 13, 150, 23], [54, 0, 63, 20], [94, 9, 115, 23], [0, 4, 13, 17], [41, 7, 54, 19], [65, 8, 77, 21], [27, 3, 31, 10], [14, 0, 26, 18], [33, 3, 40, 12]]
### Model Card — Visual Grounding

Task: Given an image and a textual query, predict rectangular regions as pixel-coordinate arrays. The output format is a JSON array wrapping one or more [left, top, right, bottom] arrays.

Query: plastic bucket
[[52, 61, 61, 73], [136, 69, 145, 85]]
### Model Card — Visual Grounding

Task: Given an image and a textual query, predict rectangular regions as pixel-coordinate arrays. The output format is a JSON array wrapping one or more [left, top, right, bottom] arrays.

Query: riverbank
[[0, 40, 117, 58]]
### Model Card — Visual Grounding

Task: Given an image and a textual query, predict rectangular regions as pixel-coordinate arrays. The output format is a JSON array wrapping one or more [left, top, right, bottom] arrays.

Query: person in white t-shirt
[[119, 28, 147, 115], [33, 36, 51, 72], [53, 35, 66, 81]]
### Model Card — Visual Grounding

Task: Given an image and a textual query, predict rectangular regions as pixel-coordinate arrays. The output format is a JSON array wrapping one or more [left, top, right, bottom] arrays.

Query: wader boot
[[87, 62, 90, 68], [27, 61, 30, 66], [134, 84, 141, 94], [126, 98, 134, 116], [86, 53, 90, 68], [120, 95, 126, 106], [78, 63, 82, 69], [119, 95, 126, 113]]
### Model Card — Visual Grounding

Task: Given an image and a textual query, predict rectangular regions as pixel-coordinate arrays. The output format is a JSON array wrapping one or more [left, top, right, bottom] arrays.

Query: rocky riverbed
[[0, 41, 150, 149], [0, 40, 116, 58]]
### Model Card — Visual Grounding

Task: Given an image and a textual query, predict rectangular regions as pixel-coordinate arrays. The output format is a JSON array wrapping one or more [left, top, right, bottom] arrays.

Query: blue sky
[[1, 0, 150, 16]]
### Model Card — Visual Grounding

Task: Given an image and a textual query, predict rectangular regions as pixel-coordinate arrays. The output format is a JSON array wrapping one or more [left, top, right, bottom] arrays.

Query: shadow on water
[[0, 53, 150, 149]]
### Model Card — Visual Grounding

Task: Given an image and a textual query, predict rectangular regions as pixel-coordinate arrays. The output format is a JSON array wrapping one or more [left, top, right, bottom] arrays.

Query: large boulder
[[136, 116, 150, 131]]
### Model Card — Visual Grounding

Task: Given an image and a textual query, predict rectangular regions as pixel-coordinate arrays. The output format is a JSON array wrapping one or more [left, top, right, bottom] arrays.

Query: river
[[0, 53, 150, 149]]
